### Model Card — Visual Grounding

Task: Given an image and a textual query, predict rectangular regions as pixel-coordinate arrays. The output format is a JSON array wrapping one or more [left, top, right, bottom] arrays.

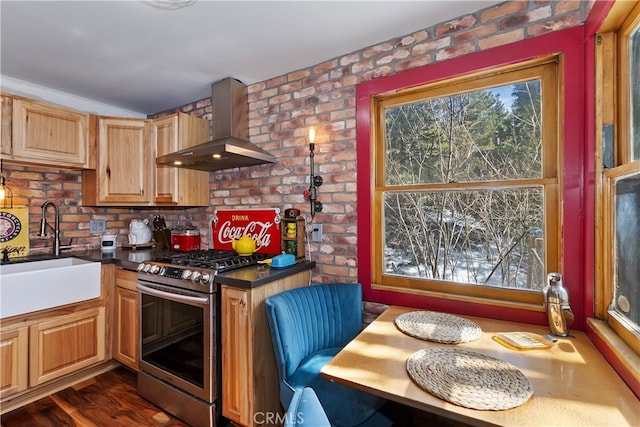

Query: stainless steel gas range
[[136, 250, 271, 427]]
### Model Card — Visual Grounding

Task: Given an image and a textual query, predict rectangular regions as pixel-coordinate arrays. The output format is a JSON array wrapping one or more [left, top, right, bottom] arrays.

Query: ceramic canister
[[101, 234, 117, 251]]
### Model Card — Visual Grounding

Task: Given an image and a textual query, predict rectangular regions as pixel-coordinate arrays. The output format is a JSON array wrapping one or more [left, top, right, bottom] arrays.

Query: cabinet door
[[1, 94, 12, 156], [221, 286, 251, 426], [152, 113, 209, 206], [84, 117, 152, 205], [29, 307, 106, 386], [0, 327, 28, 399], [11, 98, 89, 168], [114, 287, 139, 371]]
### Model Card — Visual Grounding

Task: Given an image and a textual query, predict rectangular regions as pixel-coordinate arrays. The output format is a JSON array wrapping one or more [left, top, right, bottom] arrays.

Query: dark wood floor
[[1, 367, 191, 427], [1, 367, 466, 427]]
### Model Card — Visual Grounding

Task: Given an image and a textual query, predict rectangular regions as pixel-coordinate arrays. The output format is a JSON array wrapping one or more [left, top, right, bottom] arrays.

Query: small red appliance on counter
[[171, 228, 201, 251]]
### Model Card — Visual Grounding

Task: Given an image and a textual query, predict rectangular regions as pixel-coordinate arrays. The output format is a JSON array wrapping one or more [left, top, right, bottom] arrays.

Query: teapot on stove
[[232, 235, 261, 256]]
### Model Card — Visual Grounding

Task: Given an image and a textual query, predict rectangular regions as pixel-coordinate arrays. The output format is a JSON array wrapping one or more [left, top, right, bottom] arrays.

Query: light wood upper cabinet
[[83, 113, 210, 207], [83, 117, 152, 206], [8, 97, 90, 168], [152, 113, 210, 206], [1, 95, 12, 156], [1, 93, 211, 207]]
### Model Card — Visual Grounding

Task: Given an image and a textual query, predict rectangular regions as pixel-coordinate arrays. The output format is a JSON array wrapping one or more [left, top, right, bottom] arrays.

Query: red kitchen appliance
[[171, 228, 201, 251]]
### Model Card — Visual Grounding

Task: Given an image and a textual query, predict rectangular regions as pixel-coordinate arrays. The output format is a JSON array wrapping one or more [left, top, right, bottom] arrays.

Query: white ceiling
[[1, 0, 500, 116]]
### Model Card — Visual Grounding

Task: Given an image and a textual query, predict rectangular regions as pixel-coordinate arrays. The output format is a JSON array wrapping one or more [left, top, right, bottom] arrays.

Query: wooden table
[[321, 306, 639, 427]]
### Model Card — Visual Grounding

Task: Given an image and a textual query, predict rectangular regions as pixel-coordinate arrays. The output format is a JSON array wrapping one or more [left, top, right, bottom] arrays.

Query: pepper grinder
[[543, 272, 574, 337]]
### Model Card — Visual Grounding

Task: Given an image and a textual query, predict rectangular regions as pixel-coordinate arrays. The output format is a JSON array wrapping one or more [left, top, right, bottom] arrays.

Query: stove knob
[[149, 265, 160, 274], [191, 271, 201, 282], [137, 263, 146, 272], [143, 264, 152, 273], [200, 273, 211, 285], [182, 270, 192, 280]]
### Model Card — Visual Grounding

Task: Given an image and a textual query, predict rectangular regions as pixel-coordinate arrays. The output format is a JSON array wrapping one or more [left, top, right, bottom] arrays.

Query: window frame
[[594, 2, 640, 360], [370, 58, 562, 308], [356, 26, 587, 327]]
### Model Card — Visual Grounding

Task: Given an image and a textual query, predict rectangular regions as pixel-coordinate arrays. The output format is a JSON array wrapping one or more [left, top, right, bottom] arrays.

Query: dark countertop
[[3, 248, 316, 289]]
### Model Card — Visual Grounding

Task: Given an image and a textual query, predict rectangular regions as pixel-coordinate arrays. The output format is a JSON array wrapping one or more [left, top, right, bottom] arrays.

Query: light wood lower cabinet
[[113, 268, 139, 371], [0, 327, 28, 399], [0, 269, 109, 411], [221, 286, 250, 425], [221, 269, 311, 427], [29, 307, 106, 387]]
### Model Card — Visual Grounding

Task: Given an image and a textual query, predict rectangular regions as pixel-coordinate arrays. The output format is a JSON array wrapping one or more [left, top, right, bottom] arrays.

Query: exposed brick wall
[[216, 0, 589, 285], [3, 0, 589, 269]]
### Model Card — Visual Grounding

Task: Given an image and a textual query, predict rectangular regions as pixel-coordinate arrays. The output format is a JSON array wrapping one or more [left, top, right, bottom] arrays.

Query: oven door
[[137, 279, 216, 403]]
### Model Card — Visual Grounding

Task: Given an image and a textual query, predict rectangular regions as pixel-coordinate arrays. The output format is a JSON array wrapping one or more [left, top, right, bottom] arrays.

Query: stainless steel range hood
[[156, 78, 275, 172]]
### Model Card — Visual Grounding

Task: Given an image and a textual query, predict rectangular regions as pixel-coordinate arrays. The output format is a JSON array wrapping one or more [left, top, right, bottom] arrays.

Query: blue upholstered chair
[[265, 283, 392, 427], [284, 387, 331, 427]]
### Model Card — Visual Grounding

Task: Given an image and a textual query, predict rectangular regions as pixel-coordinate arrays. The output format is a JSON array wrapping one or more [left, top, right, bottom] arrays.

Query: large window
[[596, 2, 640, 357], [372, 59, 560, 307]]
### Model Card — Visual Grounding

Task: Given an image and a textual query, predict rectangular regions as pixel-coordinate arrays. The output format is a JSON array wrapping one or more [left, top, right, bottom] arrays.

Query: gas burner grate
[[161, 249, 272, 273]]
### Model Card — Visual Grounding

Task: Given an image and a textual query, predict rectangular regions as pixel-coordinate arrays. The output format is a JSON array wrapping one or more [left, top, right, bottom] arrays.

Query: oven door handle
[[137, 283, 210, 305]]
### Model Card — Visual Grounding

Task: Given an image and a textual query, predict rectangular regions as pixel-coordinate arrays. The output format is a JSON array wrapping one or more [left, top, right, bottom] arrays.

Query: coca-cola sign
[[211, 209, 282, 255]]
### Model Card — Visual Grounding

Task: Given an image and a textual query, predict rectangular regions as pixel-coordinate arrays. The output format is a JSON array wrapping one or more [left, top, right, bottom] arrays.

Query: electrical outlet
[[90, 219, 106, 234], [311, 224, 323, 242]]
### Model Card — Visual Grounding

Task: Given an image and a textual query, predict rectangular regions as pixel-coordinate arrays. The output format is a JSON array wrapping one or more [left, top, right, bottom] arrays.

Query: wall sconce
[[306, 127, 323, 217]]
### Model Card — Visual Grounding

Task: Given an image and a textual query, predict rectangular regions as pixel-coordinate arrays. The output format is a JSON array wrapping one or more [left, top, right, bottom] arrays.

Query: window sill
[[586, 318, 640, 398], [372, 282, 545, 312]]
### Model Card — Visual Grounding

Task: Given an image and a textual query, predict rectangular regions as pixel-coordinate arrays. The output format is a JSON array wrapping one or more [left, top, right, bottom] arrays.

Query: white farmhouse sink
[[0, 257, 101, 319]]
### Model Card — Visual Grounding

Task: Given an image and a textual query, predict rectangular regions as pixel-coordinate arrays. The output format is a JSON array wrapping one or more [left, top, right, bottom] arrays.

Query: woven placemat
[[406, 348, 533, 411], [395, 311, 482, 344]]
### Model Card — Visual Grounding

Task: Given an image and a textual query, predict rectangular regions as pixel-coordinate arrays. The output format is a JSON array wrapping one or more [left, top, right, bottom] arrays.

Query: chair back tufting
[[265, 283, 363, 382]]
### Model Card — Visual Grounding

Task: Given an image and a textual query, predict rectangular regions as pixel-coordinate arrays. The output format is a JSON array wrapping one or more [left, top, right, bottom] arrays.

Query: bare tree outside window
[[382, 80, 547, 290]]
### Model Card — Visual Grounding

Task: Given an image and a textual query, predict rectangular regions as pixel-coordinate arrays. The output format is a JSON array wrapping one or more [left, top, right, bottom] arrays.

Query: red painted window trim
[[356, 25, 590, 327]]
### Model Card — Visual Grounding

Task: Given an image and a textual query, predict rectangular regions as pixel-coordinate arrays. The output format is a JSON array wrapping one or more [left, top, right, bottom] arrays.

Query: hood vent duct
[[156, 77, 275, 172]]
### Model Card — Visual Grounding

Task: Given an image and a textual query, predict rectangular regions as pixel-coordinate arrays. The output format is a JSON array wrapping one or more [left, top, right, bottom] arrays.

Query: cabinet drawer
[[115, 267, 138, 291]]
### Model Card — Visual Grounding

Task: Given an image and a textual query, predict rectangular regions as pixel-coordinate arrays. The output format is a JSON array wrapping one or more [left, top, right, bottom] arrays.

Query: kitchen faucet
[[38, 201, 72, 256]]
